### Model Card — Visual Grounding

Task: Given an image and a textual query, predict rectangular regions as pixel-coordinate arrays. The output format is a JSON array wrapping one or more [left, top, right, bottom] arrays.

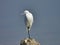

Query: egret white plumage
[[22, 10, 33, 38]]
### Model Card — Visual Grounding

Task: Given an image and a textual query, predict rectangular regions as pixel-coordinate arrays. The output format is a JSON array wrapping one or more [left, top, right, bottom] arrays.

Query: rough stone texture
[[20, 38, 40, 45]]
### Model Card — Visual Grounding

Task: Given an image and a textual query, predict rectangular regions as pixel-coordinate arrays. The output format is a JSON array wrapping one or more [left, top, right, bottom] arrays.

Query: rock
[[20, 38, 40, 45]]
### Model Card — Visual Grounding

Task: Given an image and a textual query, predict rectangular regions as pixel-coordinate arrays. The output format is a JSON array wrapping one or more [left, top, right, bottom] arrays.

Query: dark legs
[[28, 30, 30, 39]]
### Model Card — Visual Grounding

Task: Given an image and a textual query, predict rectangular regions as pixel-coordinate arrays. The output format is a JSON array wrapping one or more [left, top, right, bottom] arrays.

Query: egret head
[[21, 10, 29, 15], [24, 10, 29, 14]]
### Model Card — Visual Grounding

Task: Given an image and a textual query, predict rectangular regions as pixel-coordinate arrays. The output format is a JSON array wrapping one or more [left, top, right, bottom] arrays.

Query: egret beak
[[21, 13, 25, 15]]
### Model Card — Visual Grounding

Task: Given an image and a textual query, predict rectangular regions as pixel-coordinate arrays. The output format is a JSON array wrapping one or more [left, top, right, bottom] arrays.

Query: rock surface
[[20, 38, 40, 45]]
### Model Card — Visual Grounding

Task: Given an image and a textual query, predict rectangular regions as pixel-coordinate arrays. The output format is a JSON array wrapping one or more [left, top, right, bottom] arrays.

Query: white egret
[[22, 10, 34, 38]]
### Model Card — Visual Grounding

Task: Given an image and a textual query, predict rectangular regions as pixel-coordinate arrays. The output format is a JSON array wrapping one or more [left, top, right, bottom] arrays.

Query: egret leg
[[28, 30, 30, 39]]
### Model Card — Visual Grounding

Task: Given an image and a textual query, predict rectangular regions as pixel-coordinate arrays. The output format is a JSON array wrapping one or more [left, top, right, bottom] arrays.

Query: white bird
[[22, 10, 34, 38]]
